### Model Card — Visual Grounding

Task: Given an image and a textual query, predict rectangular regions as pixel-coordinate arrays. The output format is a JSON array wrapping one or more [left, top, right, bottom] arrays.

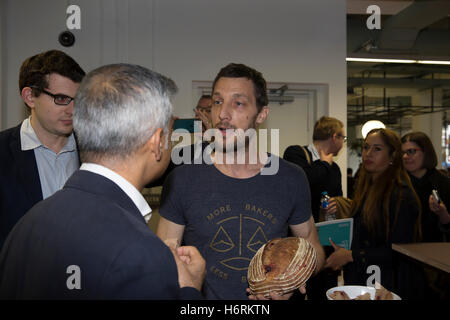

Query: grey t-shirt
[[159, 155, 312, 300]]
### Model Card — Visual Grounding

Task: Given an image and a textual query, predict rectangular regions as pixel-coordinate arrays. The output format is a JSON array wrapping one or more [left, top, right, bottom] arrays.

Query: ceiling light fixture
[[347, 58, 416, 63], [417, 60, 450, 65], [361, 120, 386, 139], [347, 58, 450, 65]]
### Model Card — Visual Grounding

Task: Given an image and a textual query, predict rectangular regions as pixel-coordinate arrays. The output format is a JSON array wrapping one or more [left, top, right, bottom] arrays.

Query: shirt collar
[[307, 143, 321, 162], [20, 117, 77, 153], [80, 163, 152, 219]]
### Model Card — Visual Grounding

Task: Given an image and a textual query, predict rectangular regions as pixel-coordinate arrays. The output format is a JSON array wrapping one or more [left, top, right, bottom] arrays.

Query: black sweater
[[409, 168, 450, 242], [283, 145, 342, 221]]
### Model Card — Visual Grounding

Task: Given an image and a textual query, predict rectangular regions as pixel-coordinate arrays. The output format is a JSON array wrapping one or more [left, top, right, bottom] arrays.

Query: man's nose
[[65, 101, 74, 115], [218, 102, 231, 121]]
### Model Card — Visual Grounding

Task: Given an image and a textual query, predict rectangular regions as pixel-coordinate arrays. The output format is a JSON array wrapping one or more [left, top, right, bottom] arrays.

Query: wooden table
[[392, 243, 450, 273]]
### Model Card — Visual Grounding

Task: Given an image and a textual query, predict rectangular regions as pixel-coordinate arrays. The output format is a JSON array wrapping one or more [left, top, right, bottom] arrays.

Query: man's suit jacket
[[0, 170, 202, 299], [0, 124, 43, 250]]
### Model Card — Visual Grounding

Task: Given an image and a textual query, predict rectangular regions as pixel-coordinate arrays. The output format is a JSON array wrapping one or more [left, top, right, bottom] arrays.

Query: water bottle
[[320, 191, 335, 221]]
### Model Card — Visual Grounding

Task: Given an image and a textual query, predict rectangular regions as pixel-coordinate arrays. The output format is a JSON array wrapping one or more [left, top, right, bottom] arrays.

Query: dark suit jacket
[[0, 124, 43, 250], [0, 170, 202, 299]]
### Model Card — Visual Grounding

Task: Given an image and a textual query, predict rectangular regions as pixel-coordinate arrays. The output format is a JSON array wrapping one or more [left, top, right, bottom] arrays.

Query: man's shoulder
[[276, 155, 308, 178], [283, 144, 312, 166], [170, 161, 212, 177], [283, 144, 310, 157], [0, 124, 26, 169], [0, 124, 21, 147]]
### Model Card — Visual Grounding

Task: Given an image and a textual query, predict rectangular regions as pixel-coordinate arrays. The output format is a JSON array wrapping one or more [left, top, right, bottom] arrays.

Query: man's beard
[[214, 120, 257, 153]]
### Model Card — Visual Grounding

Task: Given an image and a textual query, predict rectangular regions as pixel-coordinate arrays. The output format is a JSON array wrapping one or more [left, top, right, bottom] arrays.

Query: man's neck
[[30, 116, 69, 154], [313, 140, 331, 155], [213, 149, 266, 179], [97, 157, 144, 191]]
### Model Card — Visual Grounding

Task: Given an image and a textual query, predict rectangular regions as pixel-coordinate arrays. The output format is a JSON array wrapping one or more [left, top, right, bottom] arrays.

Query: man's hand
[[194, 108, 212, 131], [170, 245, 206, 291]]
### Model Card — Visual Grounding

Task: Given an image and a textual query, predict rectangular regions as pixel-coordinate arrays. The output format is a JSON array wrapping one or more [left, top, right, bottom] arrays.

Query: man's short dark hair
[[212, 63, 268, 112], [19, 50, 85, 96]]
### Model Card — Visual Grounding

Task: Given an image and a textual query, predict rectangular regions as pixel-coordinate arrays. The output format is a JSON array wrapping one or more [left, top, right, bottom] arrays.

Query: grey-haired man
[[0, 64, 205, 299]]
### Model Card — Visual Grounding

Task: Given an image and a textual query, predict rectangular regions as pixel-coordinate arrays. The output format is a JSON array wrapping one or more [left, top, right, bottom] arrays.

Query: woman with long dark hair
[[325, 128, 421, 295]]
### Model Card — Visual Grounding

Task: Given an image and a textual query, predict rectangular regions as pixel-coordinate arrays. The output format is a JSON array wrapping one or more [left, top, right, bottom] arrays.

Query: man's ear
[[21, 87, 35, 110], [256, 106, 269, 125], [332, 132, 339, 141], [147, 128, 164, 162]]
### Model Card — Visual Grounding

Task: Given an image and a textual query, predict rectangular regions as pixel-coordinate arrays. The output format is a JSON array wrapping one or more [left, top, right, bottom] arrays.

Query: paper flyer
[[315, 218, 354, 250]]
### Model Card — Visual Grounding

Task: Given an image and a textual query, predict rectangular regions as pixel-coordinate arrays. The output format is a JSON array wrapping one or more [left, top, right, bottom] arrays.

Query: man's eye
[[213, 100, 222, 105], [55, 95, 71, 103]]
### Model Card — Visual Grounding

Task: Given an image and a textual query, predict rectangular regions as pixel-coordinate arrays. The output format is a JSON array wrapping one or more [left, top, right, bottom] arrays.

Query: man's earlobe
[[256, 106, 269, 124], [148, 128, 164, 161], [21, 87, 35, 109]]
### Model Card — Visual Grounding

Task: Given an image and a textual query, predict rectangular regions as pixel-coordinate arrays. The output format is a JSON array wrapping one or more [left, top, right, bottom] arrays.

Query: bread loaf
[[247, 237, 317, 297]]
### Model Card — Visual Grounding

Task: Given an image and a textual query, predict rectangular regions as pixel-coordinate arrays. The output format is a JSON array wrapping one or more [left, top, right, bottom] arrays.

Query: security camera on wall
[[58, 31, 75, 47]]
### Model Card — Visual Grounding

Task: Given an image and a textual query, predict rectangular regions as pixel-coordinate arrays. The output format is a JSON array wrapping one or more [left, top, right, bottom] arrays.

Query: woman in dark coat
[[325, 128, 422, 298], [401, 131, 450, 242]]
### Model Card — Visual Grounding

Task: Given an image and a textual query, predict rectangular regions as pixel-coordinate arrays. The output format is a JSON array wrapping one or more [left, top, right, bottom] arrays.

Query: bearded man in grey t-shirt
[[157, 63, 325, 300]]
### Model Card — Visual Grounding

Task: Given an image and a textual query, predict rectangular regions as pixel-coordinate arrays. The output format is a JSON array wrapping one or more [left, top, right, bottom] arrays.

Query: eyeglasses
[[30, 86, 74, 106], [402, 148, 421, 156], [337, 134, 348, 142], [196, 106, 212, 113]]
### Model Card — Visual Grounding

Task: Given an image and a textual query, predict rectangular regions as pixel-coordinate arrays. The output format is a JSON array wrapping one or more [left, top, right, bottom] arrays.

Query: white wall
[[0, 0, 347, 190]]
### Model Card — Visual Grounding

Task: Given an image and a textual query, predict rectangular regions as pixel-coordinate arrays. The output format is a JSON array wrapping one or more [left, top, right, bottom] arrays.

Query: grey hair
[[73, 63, 176, 162]]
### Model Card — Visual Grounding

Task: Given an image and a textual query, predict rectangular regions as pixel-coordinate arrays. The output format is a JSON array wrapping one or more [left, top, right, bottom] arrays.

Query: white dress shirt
[[20, 117, 79, 199], [80, 163, 152, 222]]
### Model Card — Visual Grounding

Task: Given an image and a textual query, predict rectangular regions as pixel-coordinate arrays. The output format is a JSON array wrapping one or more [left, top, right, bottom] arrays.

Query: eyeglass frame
[[402, 148, 422, 156], [29, 86, 75, 106], [336, 134, 348, 142]]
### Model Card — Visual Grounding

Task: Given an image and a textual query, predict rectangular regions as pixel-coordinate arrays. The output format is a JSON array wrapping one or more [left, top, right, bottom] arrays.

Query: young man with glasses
[[283, 116, 345, 301], [0, 50, 85, 250]]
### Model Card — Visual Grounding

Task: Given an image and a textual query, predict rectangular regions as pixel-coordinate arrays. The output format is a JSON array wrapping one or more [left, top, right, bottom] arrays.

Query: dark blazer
[[0, 170, 202, 299], [283, 145, 342, 221], [0, 124, 43, 250]]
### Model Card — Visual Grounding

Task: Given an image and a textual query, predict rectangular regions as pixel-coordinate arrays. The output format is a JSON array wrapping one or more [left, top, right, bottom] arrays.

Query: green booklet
[[315, 218, 353, 250]]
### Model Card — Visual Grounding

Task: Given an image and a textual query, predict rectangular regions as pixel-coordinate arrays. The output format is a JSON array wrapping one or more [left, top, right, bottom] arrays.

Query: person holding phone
[[401, 131, 450, 242]]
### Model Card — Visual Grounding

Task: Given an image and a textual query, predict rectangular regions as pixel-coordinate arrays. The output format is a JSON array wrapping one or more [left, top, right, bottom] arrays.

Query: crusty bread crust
[[247, 237, 317, 298]]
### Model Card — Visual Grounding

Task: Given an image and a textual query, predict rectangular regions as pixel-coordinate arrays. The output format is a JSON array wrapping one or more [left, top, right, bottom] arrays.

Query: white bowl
[[326, 285, 401, 300]]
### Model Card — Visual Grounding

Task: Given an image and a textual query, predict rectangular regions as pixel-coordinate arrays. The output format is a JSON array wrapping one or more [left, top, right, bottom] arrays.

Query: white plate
[[326, 285, 401, 300]]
